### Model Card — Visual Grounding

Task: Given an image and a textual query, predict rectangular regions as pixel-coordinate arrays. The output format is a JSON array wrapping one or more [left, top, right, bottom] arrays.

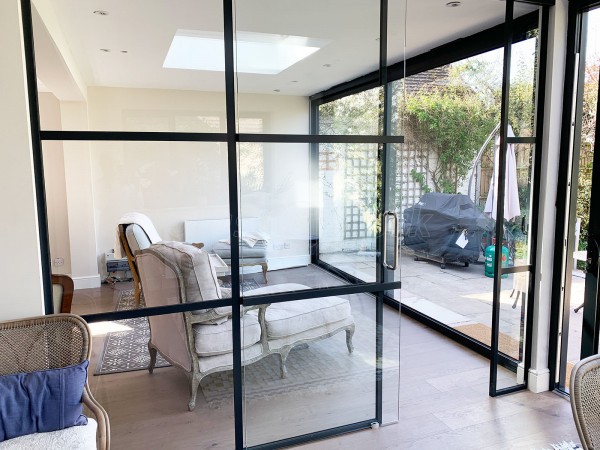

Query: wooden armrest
[[83, 384, 110, 450], [191, 242, 204, 249]]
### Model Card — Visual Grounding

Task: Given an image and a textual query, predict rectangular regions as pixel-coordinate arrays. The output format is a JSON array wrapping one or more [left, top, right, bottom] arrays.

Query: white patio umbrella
[[484, 124, 521, 221]]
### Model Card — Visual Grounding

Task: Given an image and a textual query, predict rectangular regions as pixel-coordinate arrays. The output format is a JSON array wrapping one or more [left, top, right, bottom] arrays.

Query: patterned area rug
[[200, 334, 376, 403], [95, 280, 261, 375], [94, 290, 170, 375]]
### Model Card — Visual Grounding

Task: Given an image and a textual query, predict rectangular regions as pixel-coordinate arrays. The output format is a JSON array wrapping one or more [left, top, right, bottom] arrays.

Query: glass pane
[[242, 291, 379, 446], [509, 33, 538, 138], [82, 308, 234, 448], [493, 271, 530, 390], [319, 87, 382, 136], [234, 0, 381, 135], [33, 0, 226, 132], [559, 6, 600, 391], [41, 140, 230, 314], [318, 142, 379, 283]]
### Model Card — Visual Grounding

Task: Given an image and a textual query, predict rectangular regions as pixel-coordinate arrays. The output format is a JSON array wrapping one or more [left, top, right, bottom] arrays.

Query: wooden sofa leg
[[148, 343, 157, 373], [134, 283, 141, 305], [189, 377, 201, 411], [346, 325, 355, 354]]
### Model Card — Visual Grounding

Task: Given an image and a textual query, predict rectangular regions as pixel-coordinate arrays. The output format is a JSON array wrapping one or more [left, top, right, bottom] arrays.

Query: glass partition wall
[[312, 0, 548, 397], [28, 0, 402, 448]]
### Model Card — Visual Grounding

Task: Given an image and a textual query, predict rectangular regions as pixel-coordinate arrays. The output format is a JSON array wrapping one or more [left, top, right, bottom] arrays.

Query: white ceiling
[[34, 0, 538, 99]]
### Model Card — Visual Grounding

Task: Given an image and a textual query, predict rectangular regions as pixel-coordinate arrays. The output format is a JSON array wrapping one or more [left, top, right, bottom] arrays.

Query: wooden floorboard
[[73, 274, 579, 449]]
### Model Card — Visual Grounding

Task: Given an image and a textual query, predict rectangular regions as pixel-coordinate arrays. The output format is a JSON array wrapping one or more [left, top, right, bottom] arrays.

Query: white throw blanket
[[114, 212, 162, 258], [219, 231, 270, 248]]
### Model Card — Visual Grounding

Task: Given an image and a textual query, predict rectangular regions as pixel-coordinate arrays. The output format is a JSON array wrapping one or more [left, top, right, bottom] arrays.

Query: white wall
[[84, 86, 310, 277], [0, 0, 45, 320], [528, 0, 568, 393], [39, 92, 71, 275]]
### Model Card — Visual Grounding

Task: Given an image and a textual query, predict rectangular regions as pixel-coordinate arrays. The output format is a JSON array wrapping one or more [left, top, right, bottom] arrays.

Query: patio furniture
[[403, 193, 493, 269], [0, 314, 110, 449], [136, 241, 355, 411], [570, 354, 600, 450]]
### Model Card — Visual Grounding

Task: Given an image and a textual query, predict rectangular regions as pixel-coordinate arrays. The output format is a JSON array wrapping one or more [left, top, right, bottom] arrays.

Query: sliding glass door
[[555, 3, 600, 393]]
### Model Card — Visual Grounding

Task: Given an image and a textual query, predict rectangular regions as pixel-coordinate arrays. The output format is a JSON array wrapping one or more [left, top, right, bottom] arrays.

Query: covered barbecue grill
[[402, 193, 493, 269]]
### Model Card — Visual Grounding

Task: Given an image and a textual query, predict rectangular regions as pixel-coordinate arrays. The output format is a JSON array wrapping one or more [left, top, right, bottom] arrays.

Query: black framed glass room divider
[[23, 0, 403, 448], [311, 0, 551, 397]]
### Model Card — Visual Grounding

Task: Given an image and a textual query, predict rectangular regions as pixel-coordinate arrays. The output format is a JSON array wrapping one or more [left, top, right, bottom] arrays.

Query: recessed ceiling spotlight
[[291, 80, 298, 83], [323, 63, 332, 67], [93, 10, 109, 15], [99, 48, 110, 52], [446, 1, 461, 6], [120, 50, 128, 53], [273, 89, 281, 92]]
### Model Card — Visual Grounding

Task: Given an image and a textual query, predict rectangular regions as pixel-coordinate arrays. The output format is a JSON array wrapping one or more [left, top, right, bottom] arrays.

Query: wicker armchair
[[570, 354, 600, 450], [0, 314, 110, 449]]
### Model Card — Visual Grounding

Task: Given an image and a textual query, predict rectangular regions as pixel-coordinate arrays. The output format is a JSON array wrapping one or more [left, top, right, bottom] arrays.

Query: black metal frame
[[550, 0, 600, 393], [22, 0, 404, 446]]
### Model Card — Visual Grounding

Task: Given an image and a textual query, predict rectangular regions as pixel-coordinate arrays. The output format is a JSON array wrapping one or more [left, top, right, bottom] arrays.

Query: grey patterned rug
[[95, 280, 262, 375], [94, 290, 170, 375], [200, 335, 376, 404]]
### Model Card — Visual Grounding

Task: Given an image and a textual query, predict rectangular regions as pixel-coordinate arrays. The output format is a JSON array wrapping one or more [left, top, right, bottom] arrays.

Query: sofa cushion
[[244, 284, 352, 339], [213, 242, 267, 260], [194, 314, 262, 357], [0, 361, 88, 442], [0, 418, 97, 449]]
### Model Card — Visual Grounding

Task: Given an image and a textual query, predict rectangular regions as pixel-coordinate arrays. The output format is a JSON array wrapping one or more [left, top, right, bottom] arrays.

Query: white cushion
[[244, 283, 352, 339], [0, 419, 97, 450], [126, 223, 152, 254], [213, 242, 267, 259], [194, 314, 261, 357]]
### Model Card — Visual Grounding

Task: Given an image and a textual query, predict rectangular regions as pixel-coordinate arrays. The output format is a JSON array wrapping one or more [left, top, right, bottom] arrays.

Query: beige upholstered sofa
[[136, 241, 355, 410]]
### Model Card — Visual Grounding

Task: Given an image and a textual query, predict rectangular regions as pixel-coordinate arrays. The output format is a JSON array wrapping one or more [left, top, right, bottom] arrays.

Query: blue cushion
[[0, 360, 89, 442]]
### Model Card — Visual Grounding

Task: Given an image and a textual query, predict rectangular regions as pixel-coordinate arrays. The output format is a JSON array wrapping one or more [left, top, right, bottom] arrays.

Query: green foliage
[[405, 84, 497, 192], [576, 61, 598, 251], [410, 169, 431, 193]]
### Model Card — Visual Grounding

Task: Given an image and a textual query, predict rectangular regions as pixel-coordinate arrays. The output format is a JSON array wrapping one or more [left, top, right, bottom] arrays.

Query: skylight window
[[163, 30, 326, 75]]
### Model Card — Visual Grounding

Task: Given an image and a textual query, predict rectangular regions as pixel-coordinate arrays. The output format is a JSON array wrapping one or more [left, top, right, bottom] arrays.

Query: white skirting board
[[73, 275, 102, 290]]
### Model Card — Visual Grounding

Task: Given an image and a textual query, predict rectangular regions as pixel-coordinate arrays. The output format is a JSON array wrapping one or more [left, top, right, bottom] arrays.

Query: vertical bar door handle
[[383, 211, 399, 271]]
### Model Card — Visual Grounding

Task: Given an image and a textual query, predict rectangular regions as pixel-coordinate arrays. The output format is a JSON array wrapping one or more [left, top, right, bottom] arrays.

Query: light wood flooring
[[74, 267, 579, 449]]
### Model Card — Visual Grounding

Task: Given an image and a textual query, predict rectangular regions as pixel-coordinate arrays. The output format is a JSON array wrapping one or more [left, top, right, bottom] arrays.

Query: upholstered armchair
[[116, 212, 203, 305]]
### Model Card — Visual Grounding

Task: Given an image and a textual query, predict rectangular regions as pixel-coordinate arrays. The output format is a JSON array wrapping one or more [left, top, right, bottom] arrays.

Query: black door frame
[[550, 0, 600, 393]]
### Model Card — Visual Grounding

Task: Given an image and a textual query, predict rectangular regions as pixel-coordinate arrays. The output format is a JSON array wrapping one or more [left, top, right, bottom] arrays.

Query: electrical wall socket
[[283, 242, 291, 249], [273, 243, 284, 250], [53, 257, 64, 266]]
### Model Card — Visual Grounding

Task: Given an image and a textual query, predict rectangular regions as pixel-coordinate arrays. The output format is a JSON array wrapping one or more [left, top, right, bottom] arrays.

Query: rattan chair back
[[571, 354, 600, 450], [0, 314, 109, 449]]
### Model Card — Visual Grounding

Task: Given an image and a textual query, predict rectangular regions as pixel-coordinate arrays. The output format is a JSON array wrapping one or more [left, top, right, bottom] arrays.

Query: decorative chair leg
[[261, 263, 268, 283], [279, 348, 291, 379], [189, 377, 201, 411], [148, 343, 157, 374], [346, 325, 355, 354]]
